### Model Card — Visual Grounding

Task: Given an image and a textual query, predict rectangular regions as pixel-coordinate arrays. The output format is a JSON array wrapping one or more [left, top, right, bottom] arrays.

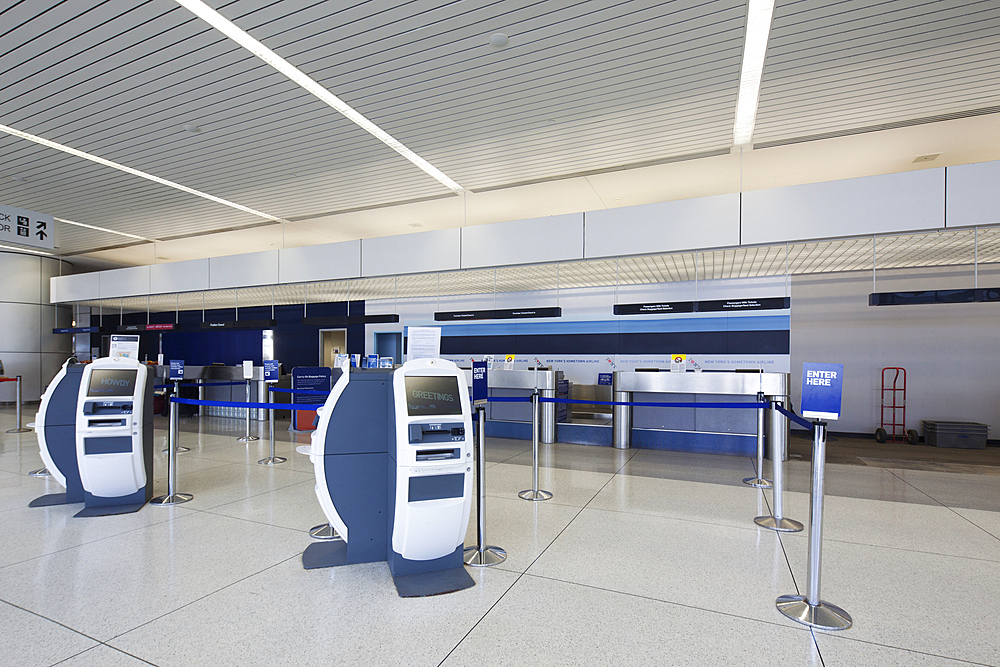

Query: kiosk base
[[74, 501, 147, 517], [302, 540, 352, 569], [392, 567, 475, 598], [29, 493, 79, 508]]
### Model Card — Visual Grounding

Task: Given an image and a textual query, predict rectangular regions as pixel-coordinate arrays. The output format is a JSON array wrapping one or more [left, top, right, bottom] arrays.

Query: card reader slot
[[88, 418, 127, 427], [415, 448, 460, 461]]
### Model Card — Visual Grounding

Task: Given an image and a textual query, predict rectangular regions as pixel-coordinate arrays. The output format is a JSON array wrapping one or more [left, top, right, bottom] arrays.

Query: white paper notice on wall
[[108, 335, 140, 360], [406, 327, 442, 361], [243, 360, 254, 379]]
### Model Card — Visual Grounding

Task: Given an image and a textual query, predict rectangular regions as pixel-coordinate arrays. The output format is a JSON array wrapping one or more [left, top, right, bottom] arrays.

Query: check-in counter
[[612, 371, 790, 452], [462, 369, 563, 444], [153, 364, 267, 420]]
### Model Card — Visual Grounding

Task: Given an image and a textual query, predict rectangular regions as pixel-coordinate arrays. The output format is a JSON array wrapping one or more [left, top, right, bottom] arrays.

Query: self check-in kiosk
[[302, 358, 475, 596], [30, 358, 86, 508], [74, 357, 154, 517]]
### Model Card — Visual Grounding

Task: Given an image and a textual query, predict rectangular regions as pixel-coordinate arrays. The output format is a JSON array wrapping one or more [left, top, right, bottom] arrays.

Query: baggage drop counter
[[612, 371, 790, 455], [462, 369, 562, 444]]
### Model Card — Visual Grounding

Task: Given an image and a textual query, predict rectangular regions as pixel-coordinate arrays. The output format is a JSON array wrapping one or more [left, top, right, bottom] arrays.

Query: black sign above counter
[[614, 298, 789, 315], [697, 297, 790, 312], [117, 323, 178, 332], [301, 314, 400, 326], [435, 307, 562, 321], [614, 302, 695, 315], [52, 326, 102, 334], [200, 319, 277, 330], [868, 289, 1000, 306]]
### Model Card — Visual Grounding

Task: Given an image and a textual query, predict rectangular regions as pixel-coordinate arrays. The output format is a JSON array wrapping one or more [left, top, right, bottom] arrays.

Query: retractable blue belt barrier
[[539, 397, 769, 409], [268, 387, 330, 396], [170, 397, 319, 411], [154, 381, 245, 389], [775, 404, 815, 430]]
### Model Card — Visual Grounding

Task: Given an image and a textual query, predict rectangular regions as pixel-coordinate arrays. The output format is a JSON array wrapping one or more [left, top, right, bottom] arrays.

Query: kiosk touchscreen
[[74, 357, 154, 517], [30, 358, 86, 507], [302, 358, 474, 596]]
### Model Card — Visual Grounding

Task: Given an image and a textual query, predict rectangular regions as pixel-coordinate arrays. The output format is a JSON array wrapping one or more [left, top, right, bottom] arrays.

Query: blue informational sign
[[291, 367, 333, 431], [367, 354, 379, 369], [801, 362, 844, 421], [472, 361, 487, 405], [168, 359, 184, 381], [598, 373, 613, 386], [264, 359, 280, 383]]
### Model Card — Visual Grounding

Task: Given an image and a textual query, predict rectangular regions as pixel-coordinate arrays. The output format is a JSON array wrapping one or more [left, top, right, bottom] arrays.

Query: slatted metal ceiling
[[0, 0, 998, 258], [76, 225, 1000, 315], [754, 0, 1000, 144]]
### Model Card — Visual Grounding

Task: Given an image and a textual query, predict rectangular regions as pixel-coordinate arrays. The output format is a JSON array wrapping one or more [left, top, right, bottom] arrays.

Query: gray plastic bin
[[922, 421, 988, 449]]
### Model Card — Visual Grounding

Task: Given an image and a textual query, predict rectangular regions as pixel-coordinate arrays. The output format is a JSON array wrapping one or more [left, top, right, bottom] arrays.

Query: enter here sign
[[801, 363, 844, 421]]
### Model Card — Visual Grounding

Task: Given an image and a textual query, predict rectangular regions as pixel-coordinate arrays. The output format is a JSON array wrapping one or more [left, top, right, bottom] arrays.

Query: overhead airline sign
[[0, 204, 55, 250]]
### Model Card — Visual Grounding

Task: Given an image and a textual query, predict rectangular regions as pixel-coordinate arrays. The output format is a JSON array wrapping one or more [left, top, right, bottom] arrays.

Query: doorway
[[374, 331, 403, 365], [319, 329, 347, 367]]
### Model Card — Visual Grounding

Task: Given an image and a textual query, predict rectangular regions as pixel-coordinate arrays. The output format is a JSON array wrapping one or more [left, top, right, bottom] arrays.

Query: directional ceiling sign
[[0, 204, 55, 250]]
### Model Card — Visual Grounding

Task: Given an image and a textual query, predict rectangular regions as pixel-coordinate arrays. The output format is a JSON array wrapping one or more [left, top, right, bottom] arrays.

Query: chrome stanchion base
[[518, 489, 553, 501], [776, 595, 853, 630], [162, 446, 190, 453], [150, 493, 193, 506], [258, 456, 287, 466], [754, 515, 804, 532], [464, 545, 507, 567], [743, 476, 773, 488], [6, 427, 32, 433], [309, 523, 342, 541], [237, 435, 260, 442], [29, 468, 51, 477]]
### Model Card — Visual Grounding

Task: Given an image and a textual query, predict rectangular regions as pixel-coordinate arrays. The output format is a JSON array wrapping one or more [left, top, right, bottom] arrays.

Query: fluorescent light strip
[[733, 0, 776, 146], [176, 0, 465, 194], [0, 242, 53, 256], [0, 123, 290, 223], [54, 217, 153, 241]]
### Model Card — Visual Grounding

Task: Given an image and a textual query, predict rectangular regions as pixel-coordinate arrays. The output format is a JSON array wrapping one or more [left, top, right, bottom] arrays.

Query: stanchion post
[[7, 375, 31, 433], [519, 390, 552, 501], [258, 387, 286, 465], [151, 383, 193, 506], [162, 381, 189, 452], [777, 421, 852, 630], [237, 379, 259, 442], [465, 404, 506, 566], [744, 391, 773, 488], [754, 399, 803, 532]]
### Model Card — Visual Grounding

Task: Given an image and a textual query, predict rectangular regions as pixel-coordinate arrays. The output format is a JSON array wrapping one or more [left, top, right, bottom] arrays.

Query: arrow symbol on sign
[[36, 221, 47, 230], [36, 230, 47, 240]]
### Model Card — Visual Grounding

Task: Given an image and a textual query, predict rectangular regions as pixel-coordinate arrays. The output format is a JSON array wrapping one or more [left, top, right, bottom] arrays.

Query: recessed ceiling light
[[913, 153, 941, 163], [10, 175, 26, 182], [176, 0, 464, 195], [732, 0, 776, 146], [156, 256, 170, 260], [489, 33, 509, 48], [0, 242, 52, 256], [183, 124, 202, 133], [0, 122, 289, 223], [55, 217, 153, 241]]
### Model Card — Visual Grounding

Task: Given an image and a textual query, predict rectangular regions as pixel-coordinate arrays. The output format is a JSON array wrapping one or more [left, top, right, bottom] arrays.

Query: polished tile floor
[[1, 408, 998, 666]]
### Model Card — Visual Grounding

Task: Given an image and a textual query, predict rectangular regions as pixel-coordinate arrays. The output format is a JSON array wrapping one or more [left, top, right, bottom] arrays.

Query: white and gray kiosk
[[302, 358, 475, 596], [30, 358, 86, 507], [74, 357, 154, 517]]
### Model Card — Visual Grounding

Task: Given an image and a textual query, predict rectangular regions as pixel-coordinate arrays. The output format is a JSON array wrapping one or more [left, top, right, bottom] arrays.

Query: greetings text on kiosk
[[405, 376, 462, 416]]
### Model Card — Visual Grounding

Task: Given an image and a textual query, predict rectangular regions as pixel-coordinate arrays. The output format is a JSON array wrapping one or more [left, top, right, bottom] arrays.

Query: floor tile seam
[[198, 507, 319, 535], [884, 467, 953, 507], [779, 529, 1000, 565], [435, 569, 528, 666], [178, 471, 317, 510], [580, 502, 781, 536], [105, 552, 303, 646], [0, 597, 105, 647], [766, 490, 804, 598], [517, 571, 816, 636], [808, 629, 827, 667], [480, 492, 587, 509], [811, 631, 994, 666], [51, 643, 160, 667], [0, 508, 202, 572], [942, 505, 1000, 544]]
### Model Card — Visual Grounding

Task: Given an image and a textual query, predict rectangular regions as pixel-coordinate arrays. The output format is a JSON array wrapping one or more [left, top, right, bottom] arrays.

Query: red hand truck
[[875, 367, 918, 444]]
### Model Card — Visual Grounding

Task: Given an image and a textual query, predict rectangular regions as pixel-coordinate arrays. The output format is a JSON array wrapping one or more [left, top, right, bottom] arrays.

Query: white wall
[[790, 264, 999, 436]]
